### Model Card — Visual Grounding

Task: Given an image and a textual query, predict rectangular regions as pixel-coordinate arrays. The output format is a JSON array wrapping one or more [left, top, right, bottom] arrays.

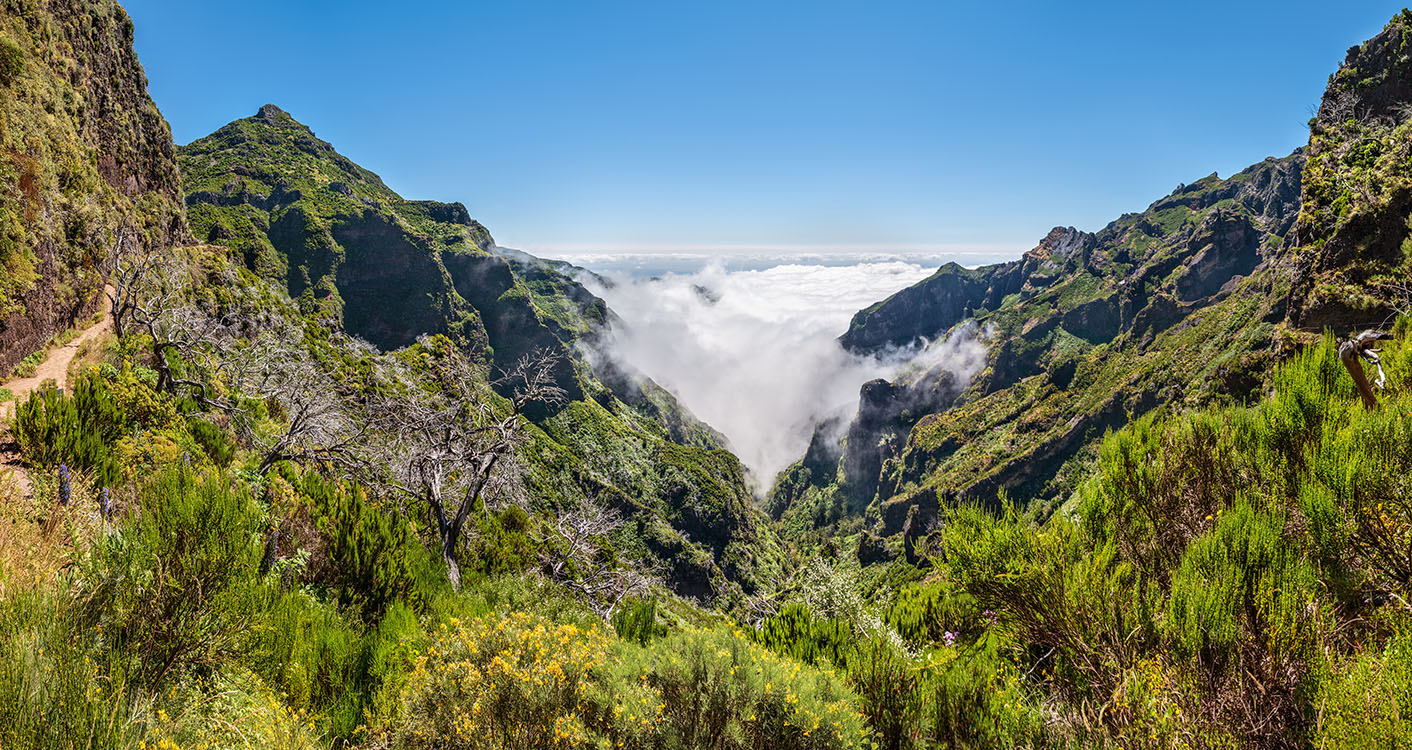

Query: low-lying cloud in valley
[[578, 260, 989, 489]]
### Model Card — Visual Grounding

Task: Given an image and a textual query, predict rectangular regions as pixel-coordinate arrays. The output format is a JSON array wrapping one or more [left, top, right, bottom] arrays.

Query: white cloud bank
[[579, 261, 988, 489]]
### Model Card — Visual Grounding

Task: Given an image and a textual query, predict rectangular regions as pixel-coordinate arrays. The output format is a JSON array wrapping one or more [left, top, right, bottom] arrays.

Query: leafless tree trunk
[[1340, 329, 1392, 410], [540, 497, 657, 619], [370, 346, 566, 590]]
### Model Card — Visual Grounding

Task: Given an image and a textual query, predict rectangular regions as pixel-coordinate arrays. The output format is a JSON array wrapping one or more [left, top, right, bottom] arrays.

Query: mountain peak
[[256, 103, 289, 122]]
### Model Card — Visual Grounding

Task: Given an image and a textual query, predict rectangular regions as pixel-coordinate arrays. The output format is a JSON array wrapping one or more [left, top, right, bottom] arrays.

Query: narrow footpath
[[0, 287, 114, 497]]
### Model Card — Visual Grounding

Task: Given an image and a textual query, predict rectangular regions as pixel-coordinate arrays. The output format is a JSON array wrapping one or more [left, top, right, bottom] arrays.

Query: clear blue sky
[[122, 1, 1407, 257]]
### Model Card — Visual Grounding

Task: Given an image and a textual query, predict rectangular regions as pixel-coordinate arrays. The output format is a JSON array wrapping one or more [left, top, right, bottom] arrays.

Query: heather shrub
[[753, 602, 856, 669], [1315, 618, 1412, 748], [188, 416, 237, 467], [926, 632, 1043, 749], [14, 374, 124, 485], [245, 586, 424, 738], [611, 595, 667, 646], [137, 669, 324, 750], [82, 468, 265, 690], [596, 625, 870, 750], [296, 469, 427, 621], [0, 36, 23, 87], [0, 589, 134, 749]]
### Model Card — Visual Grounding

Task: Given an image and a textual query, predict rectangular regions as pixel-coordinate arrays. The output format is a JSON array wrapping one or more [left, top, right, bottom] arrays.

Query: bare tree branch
[[367, 345, 567, 590]]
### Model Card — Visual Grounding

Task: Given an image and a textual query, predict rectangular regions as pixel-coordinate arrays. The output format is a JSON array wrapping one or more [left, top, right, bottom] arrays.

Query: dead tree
[[1340, 329, 1392, 410], [226, 327, 369, 474], [103, 224, 146, 340], [114, 243, 367, 471], [540, 498, 657, 619], [372, 346, 566, 590], [113, 245, 240, 405]]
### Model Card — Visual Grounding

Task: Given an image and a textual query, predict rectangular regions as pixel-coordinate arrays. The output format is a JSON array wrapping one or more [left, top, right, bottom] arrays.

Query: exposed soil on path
[[0, 287, 114, 498]]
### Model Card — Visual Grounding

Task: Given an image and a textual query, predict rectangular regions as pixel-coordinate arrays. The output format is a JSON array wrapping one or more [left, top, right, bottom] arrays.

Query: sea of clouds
[[570, 256, 991, 489]]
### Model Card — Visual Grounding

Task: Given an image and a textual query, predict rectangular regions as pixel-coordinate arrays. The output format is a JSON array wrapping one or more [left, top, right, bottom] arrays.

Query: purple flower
[[57, 465, 70, 506], [943, 631, 957, 647], [982, 609, 997, 625], [99, 487, 110, 518]]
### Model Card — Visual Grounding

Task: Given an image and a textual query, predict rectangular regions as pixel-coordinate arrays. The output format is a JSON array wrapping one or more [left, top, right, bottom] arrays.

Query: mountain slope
[[773, 151, 1306, 544], [178, 108, 785, 602]]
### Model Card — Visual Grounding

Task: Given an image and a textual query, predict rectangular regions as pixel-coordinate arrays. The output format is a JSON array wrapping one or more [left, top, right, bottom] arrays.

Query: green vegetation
[[7, 1, 1412, 747], [0, 0, 182, 359]]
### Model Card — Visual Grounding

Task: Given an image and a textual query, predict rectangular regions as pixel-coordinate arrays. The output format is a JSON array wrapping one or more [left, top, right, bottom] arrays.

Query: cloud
[[579, 260, 989, 490]]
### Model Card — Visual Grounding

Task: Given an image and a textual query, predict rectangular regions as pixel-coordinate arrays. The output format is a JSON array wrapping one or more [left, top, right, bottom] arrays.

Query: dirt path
[[0, 287, 114, 496]]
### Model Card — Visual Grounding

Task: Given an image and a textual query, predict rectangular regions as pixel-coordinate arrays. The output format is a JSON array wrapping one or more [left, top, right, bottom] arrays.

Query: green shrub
[[927, 633, 1043, 749], [138, 669, 324, 750], [298, 470, 425, 621], [188, 416, 237, 467], [612, 595, 667, 646], [0, 37, 21, 87], [0, 589, 134, 749], [14, 375, 124, 486], [467, 504, 537, 578], [82, 468, 265, 690], [1315, 620, 1412, 748], [753, 602, 855, 669], [846, 639, 921, 750], [9, 351, 41, 378], [399, 610, 611, 748], [597, 625, 870, 750]]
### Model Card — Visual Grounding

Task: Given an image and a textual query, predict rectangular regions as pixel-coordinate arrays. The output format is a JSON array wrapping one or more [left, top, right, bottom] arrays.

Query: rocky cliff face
[[0, 0, 185, 373], [1289, 10, 1412, 330], [773, 152, 1305, 546]]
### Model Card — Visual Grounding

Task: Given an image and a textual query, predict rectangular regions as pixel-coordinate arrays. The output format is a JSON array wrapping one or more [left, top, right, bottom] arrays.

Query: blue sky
[[122, 1, 1406, 257]]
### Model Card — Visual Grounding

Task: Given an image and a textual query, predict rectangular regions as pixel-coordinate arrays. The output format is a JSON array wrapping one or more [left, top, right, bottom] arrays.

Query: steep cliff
[[774, 151, 1305, 543], [0, 0, 185, 373], [1289, 10, 1412, 329]]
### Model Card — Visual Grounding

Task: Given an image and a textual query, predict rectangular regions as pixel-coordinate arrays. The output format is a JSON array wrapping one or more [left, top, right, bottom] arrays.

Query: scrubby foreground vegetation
[[1, 251, 1409, 748], [5, 1, 1412, 748]]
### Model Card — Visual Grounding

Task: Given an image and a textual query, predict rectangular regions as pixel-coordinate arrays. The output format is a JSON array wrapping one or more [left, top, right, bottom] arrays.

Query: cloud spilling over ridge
[[579, 261, 988, 489]]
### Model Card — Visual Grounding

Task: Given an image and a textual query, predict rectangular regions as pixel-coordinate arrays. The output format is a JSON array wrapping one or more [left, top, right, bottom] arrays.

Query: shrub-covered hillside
[[3, 289, 1405, 748], [175, 105, 786, 604]]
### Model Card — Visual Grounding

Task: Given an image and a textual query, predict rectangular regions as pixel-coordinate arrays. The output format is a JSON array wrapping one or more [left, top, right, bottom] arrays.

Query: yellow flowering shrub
[[138, 669, 324, 750], [594, 626, 871, 750], [399, 611, 609, 749]]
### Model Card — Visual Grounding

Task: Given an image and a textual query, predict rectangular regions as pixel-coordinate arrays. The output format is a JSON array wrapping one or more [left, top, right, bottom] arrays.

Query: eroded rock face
[[0, 0, 187, 373]]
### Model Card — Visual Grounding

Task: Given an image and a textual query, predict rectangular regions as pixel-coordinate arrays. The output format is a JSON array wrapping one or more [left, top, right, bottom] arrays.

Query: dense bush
[[296, 470, 427, 621], [611, 595, 667, 646], [399, 611, 869, 750], [399, 611, 611, 748], [14, 374, 124, 485], [0, 36, 23, 87], [82, 468, 265, 690]]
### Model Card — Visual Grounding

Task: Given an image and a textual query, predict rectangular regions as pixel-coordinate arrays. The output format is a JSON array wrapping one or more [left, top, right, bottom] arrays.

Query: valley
[[0, 2, 1409, 748]]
